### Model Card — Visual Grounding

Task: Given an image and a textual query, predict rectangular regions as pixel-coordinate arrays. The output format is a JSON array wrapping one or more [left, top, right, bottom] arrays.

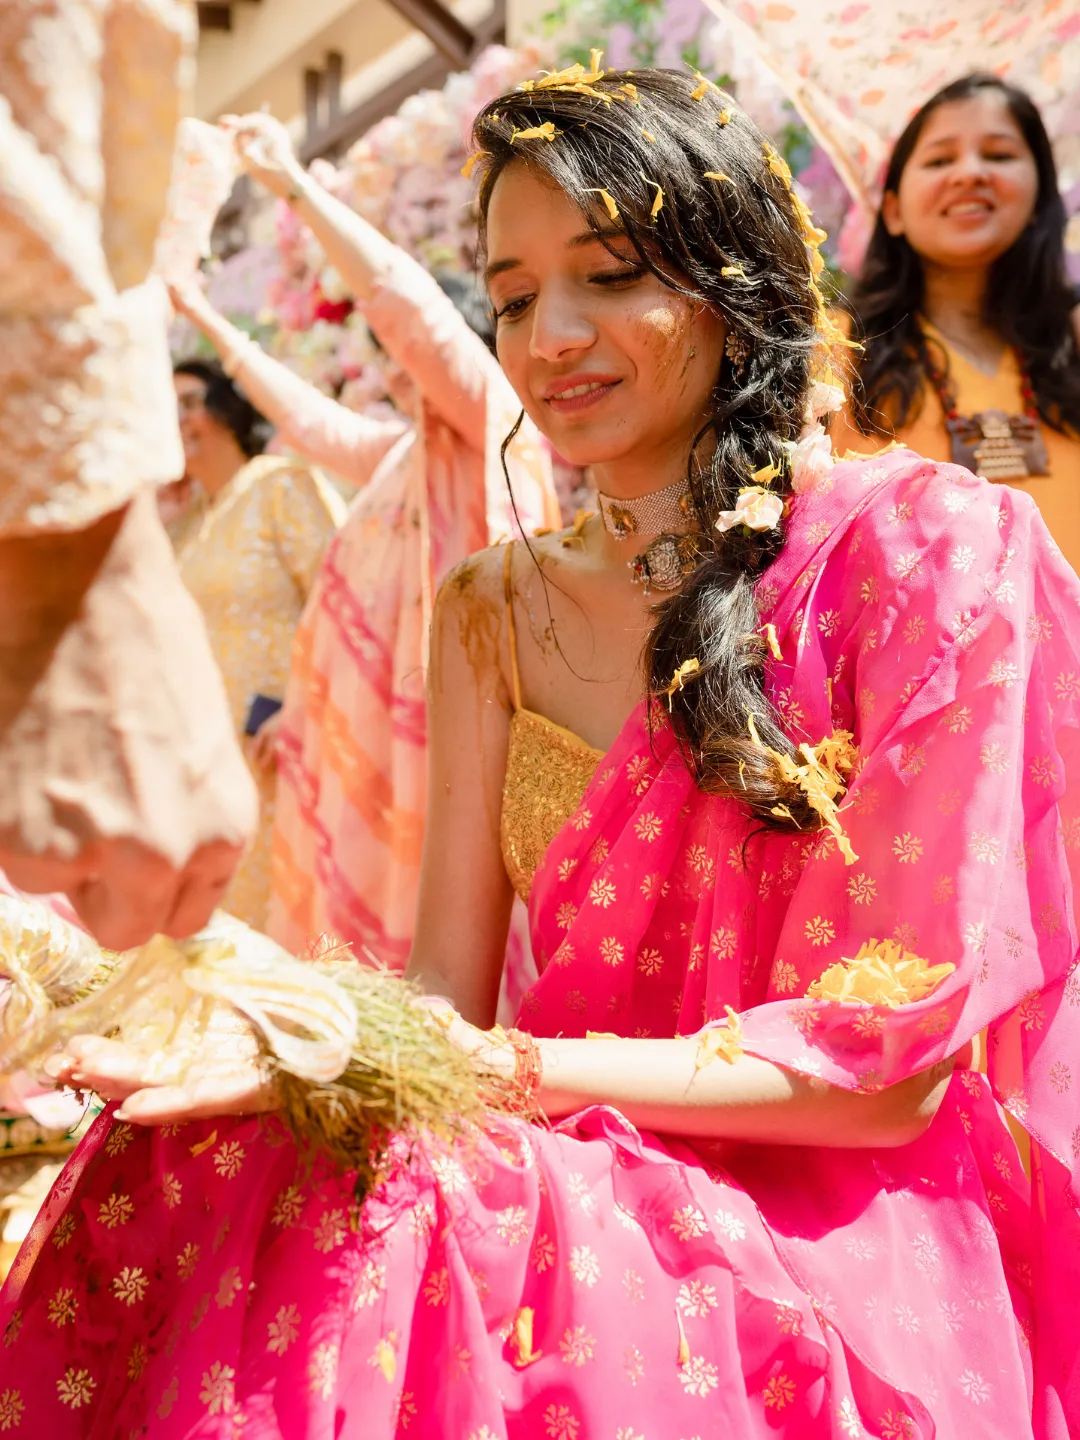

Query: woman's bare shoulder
[[438, 524, 591, 610]]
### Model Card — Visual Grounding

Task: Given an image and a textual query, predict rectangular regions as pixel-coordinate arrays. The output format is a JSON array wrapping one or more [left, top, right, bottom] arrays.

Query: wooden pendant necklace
[[920, 329, 1049, 480]]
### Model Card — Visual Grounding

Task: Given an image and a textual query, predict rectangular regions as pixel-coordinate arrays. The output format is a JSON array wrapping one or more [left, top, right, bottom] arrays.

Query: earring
[[725, 330, 750, 374]]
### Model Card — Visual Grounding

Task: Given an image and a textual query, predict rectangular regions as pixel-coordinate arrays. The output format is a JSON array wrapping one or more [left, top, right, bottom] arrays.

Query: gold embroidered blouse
[[498, 544, 604, 901]]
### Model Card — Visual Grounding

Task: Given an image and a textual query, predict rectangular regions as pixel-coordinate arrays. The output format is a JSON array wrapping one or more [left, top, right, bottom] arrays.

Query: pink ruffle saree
[[2, 449, 1078, 1438]]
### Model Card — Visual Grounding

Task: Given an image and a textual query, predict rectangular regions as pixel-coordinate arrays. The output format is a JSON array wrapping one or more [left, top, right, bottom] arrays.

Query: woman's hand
[[167, 279, 213, 327], [418, 997, 517, 1082], [220, 112, 304, 200], [250, 709, 284, 776], [45, 1033, 277, 1125]]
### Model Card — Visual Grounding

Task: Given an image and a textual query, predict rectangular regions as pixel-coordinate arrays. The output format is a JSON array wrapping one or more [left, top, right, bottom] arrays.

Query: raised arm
[[223, 113, 497, 452], [170, 283, 408, 486], [406, 548, 517, 1026]]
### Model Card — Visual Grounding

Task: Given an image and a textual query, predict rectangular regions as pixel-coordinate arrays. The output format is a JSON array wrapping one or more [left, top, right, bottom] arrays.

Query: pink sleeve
[[740, 466, 1080, 1134], [238, 342, 409, 486], [361, 248, 508, 454]]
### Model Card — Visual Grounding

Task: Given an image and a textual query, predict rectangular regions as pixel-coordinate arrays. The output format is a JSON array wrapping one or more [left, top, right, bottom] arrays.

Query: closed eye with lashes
[[494, 266, 646, 322]]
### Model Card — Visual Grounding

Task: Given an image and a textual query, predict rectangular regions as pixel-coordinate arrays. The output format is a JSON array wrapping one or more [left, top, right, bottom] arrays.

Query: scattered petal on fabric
[[808, 940, 956, 1007], [509, 1307, 542, 1367], [694, 1008, 743, 1068]]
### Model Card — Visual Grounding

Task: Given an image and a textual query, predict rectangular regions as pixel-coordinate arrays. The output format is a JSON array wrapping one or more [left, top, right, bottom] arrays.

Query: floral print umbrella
[[702, 0, 1080, 220]]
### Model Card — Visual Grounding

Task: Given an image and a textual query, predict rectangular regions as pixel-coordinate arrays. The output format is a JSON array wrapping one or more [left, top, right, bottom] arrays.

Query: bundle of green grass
[[0, 899, 533, 1198]]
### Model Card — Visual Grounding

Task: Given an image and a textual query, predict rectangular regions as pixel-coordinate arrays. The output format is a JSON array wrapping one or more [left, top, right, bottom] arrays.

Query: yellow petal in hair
[[641, 128, 656, 142], [704, 171, 734, 185], [586, 187, 620, 221], [510, 122, 559, 144], [641, 175, 664, 220], [721, 263, 746, 278], [807, 939, 956, 1008], [460, 149, 486, 180], [751, 458, 781, 486], [763, 140, 793, 187], [620, 82, 640, 103], [694, 1007, 743, 1068], [665, 657, 701, 708], [763, 622, 783, 660], [747, 714, 859, 863], [530, 56, 607, 95], [689, 72, 713, 101], [717, 108, 733, 126]]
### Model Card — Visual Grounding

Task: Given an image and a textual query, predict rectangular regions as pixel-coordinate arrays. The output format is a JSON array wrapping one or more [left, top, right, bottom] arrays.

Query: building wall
[[193, 0, 500, 128]]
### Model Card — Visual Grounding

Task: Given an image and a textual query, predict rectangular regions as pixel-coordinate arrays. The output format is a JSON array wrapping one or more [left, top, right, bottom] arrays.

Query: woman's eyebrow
[[484, 225, 632, 285]]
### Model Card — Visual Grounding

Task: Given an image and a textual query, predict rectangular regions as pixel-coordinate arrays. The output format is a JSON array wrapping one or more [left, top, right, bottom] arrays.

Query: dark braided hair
[[846, 73, 1080, 437], [472, 68, 828, 829]]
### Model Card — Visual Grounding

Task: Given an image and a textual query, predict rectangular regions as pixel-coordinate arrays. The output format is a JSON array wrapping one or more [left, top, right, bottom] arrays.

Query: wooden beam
[[300, 0, 505, 163], [304, 67, 322, 138], [325, 50, 344, 123], [381, 0, 474, 68], [301, 50, 450, 163], [196, 2, 232, 30]]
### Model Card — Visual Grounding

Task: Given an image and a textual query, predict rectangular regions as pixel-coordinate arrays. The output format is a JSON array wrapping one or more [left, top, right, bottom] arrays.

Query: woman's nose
[[950, 147, 992, 184], [528, 287, 596, 363]]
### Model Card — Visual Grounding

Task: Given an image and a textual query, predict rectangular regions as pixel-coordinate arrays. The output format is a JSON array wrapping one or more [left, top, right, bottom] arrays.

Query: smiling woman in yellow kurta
[[837, 75, 1080, 574], [174, 362, 344, 928], [831, 320, 1080, 573]]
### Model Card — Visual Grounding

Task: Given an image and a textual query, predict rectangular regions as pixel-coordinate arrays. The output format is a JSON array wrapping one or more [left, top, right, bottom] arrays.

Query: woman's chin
[[536, 423, 641, 474], [927, 231, 1022, 270]]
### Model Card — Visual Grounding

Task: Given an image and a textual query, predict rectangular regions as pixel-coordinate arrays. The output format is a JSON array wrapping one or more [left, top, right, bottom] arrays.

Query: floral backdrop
[[192, 0, 1080, 414], [195, 0, 842, 411]]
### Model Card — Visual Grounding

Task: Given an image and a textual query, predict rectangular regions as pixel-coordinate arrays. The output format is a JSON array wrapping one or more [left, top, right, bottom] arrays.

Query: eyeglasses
[[176, 389, 208, 417]]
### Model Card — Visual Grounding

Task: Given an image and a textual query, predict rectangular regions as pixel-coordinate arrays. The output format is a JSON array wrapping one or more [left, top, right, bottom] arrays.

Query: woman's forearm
[[180, 304, 305, 435], [179, 296, 407, 482], [287, 170, 400, 306], [535, 1036, 954, 1149]]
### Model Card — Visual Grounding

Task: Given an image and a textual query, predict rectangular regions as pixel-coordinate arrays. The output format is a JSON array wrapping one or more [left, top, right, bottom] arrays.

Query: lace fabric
[[0, 0, 194, 535]]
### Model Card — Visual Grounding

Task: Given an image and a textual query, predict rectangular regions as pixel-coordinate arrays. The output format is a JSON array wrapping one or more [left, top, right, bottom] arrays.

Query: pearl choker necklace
[[597, 479, 704, 594], [597, 478, 698, 540]]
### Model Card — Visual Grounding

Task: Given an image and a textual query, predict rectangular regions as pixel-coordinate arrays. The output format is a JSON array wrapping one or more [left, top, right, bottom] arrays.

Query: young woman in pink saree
[[1, 67, 1079, 1439]]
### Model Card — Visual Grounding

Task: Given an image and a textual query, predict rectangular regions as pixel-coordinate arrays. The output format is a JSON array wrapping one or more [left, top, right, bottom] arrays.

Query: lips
[[542, 374, 622, 414], [942, 198, 994, 217]]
